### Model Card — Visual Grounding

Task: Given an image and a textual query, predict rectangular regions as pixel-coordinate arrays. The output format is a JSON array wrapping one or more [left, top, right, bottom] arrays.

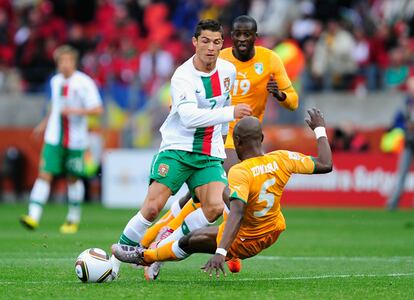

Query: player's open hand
[[31, 119, 48, 140], [202, 254, 226, 278], [305, 108, 325, 130], [32, 124, 45, 140], [234, 103, 252, 119], [267, 74, 286, 101]]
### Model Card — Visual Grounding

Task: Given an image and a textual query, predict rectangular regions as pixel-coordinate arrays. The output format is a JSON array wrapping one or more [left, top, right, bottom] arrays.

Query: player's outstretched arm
[[277, 84, 299, 111], [178, 102, 252, 129], [202, 199, 245, 278], [305, 108, 332, 174]]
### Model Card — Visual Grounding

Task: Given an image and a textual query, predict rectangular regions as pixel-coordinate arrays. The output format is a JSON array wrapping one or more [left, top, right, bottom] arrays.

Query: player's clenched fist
[[234, 103, 252, 119]]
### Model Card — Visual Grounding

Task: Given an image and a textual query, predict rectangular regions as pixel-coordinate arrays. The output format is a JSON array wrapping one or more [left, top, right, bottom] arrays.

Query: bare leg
[[141, 226, 219, 264], [179, 226, 218, 255], [195, 181, 226, 222]]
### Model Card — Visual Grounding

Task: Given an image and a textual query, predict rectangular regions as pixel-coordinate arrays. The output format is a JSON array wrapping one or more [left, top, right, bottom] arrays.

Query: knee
[[143, 205, 159, 221], [142, 194, 164, 221], [202, 202, 224, 222]]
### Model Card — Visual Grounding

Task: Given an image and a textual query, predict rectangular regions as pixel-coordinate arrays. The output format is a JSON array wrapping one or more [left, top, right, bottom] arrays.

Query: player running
[[112, 109, 332, 277], [140, 15, 299, 279], [20, 45, 103, 234], [109, 19, 252, 279]]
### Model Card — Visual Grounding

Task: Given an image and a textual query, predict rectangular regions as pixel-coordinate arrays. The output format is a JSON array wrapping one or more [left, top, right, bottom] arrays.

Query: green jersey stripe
[[201, 71, 222, 99]]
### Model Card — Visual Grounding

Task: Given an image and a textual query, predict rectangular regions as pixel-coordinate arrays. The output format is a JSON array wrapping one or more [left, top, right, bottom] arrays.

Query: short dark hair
[[194, 19, 224, 39], [232, 15, 257, 32]]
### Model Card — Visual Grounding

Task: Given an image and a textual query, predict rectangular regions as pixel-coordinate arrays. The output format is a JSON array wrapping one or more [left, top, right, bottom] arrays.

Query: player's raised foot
[[20, 215, 39, 230], [227, 258, 242, 273], [60, 221, 79, 234], [111, 244, 148, 266], [144, 262, 163, 281]]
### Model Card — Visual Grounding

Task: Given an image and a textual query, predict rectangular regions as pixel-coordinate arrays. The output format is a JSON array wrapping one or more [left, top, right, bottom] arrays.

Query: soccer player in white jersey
[[20, 45, 103, 234], [110, 19, 252, 278]]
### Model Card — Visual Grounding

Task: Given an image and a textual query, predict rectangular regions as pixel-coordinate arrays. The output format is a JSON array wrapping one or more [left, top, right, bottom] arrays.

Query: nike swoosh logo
[[195, 89, 201, 93]]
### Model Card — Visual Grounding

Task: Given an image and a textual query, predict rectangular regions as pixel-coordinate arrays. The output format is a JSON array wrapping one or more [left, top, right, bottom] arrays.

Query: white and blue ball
[[75, 248, 113, 283]]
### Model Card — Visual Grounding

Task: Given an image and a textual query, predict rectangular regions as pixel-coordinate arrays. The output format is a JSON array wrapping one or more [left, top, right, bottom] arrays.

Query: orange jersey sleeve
[[227, 151, 314, 239], [269, 51, 299, 111], [273, 150, 315, 175], [228, 164, 252, 205]]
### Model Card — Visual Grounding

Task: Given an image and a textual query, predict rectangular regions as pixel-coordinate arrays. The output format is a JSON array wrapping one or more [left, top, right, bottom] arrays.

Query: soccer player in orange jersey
[[138, 15, 299, 279], [220, 15, 298, 171], [112, 108, 332, 277]]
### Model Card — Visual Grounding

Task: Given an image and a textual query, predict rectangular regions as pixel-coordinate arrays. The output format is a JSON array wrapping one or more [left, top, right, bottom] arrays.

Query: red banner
[[283, 153, 414, 208]]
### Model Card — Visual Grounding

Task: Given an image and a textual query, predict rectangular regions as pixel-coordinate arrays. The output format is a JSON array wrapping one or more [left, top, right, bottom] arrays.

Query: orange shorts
[[216, 223, 283, 260]]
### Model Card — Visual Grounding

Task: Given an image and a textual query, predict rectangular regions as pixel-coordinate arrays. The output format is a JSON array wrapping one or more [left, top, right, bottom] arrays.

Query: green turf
[[0, 204, 413, 300]]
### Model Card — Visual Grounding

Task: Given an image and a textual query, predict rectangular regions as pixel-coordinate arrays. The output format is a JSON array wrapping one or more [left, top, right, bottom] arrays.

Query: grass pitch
[[0, 204, 413, 300]]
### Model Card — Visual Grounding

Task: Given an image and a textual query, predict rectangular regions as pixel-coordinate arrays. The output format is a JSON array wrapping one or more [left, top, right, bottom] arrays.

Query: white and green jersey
[[44, 71, 102, 150], [160, 56, 236, 159]]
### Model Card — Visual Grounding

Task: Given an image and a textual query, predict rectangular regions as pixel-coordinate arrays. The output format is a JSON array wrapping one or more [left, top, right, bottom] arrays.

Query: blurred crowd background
[[2, 0, 414, 93], [1, 0, 414, 121]]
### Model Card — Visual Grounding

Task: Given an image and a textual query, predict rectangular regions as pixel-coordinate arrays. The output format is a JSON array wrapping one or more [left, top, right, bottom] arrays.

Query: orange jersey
[[220, 46, 298, 145], [228, 150, 315, 238]]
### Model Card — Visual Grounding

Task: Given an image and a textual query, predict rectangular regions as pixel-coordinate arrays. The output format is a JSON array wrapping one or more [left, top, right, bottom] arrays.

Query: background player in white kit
[[110, 19, 252, 278], [20, 45, 103, 234]]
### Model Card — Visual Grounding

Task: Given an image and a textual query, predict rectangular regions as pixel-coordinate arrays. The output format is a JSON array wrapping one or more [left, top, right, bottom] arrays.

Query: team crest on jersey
[[254, 63, 263, 75], [158, 163, 169, 177], [223, 77, 230, 91]]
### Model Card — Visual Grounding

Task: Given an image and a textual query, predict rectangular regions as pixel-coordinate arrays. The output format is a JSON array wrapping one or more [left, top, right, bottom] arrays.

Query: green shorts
[[40, 143, 85, 177], [149, 150, 227, 200]]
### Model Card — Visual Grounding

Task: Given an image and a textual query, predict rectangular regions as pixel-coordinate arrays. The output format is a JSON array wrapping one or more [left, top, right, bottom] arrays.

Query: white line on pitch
[[253, 256, 414, 262], [235, 273, 414, 281], [0, 272, 413, 285]]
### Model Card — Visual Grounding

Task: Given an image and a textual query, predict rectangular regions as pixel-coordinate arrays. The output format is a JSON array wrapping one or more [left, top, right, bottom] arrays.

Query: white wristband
[[314, 127, 327, 139], [215, 248, 227, 256]]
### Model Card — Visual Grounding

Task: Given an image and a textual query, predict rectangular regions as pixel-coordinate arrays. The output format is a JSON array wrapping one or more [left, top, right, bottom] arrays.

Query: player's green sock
[[119, 233, 139, 246]]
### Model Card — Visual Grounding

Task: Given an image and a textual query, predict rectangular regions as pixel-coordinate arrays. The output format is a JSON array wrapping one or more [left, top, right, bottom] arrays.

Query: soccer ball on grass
[[75, 248, 113, 283]]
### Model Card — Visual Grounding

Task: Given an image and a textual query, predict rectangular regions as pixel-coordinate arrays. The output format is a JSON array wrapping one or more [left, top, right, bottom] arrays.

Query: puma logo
[[237, 72, 247, 79]]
